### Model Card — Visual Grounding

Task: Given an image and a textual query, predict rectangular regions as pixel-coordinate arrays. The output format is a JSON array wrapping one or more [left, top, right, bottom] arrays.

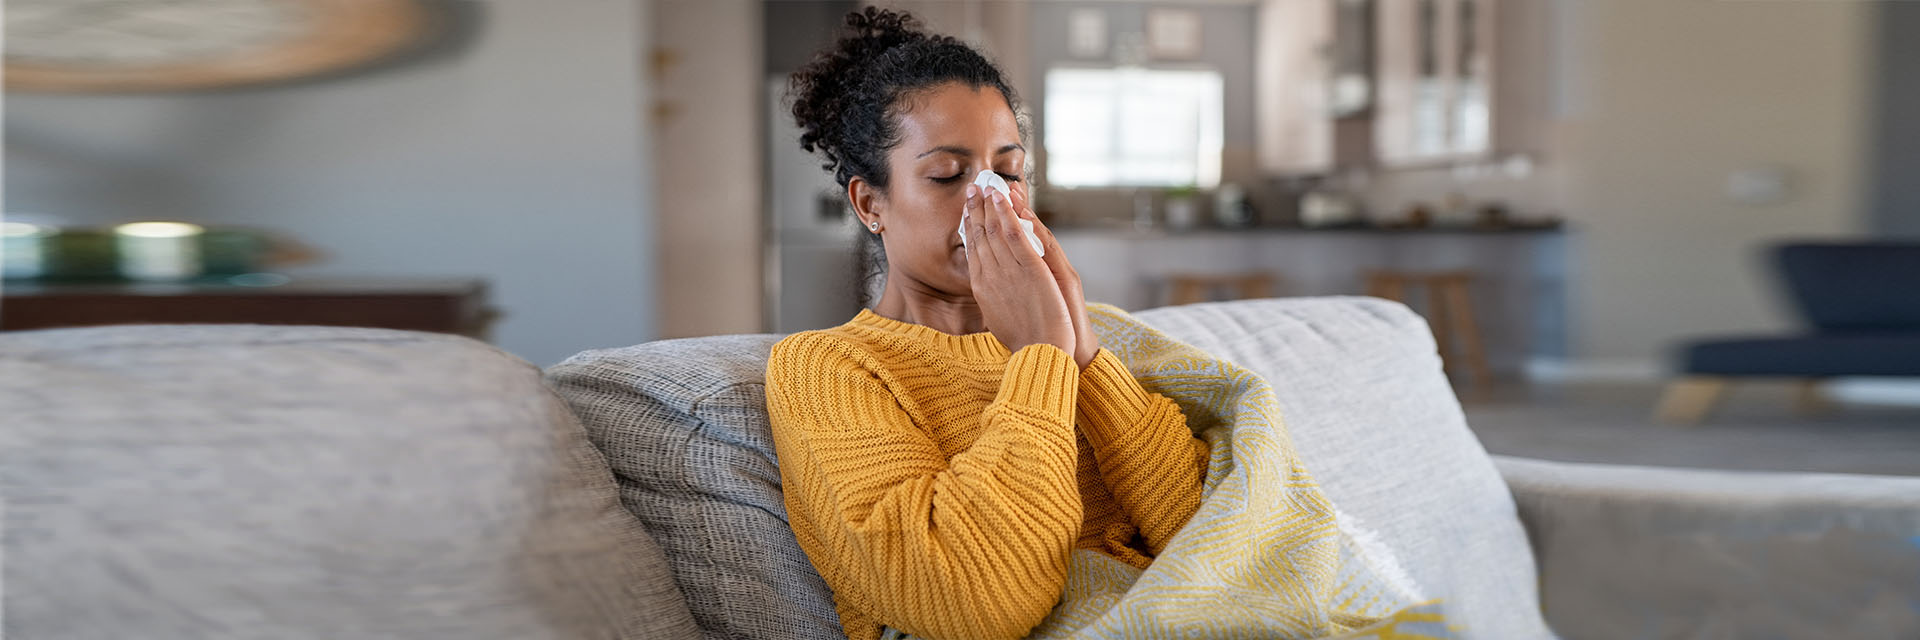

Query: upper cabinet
[[1256, 0, 1534, 175], [1374, 0, 1496, 165], [1258, 0, 1549, 175], [1254, 0, 1336, 175]]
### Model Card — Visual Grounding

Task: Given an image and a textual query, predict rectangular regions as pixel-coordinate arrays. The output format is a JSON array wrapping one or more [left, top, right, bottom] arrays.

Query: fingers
[[962, 183, 984, 242], [963, 184, 995, 273], [1031, 215, 1083, 294], [1001, 185, 1068, 272], [1031, 215, 1065, 263], [1008, 181, 1058, 262], [987, 187, 1039, 264], [981, 186, 1024, 267]]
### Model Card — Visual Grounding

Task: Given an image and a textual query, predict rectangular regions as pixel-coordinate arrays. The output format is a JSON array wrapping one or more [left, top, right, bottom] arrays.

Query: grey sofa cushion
[[1135, 297, 1554, 638], [549, 297, 1554, 639], [1498, 456, 1920, 640], [545, 335, 840, 640], [0, 324, 698, 640]]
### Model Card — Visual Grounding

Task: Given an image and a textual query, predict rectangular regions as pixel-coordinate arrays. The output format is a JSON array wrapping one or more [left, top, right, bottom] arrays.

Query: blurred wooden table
[[1, 277, 499, 341]]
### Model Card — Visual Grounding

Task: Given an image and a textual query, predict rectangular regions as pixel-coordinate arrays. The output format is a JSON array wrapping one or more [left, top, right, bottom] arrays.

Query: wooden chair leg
[[1656, 377, 1730, 425], [1793, 379, 1833, 415]]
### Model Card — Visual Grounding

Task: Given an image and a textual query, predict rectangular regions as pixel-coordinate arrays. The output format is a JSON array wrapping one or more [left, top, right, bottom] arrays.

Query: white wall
[[1354, 0, 1874, 378], [1867, 1, 1920, 238], [1553, 0, 1873, 372], [4, 1, 658, 367], [654, 0, 765, 338]]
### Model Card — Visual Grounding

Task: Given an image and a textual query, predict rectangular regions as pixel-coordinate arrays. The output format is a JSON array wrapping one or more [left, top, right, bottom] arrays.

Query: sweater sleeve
[[1074, 348, 1209, 557], [766, 334, 1083, 640]]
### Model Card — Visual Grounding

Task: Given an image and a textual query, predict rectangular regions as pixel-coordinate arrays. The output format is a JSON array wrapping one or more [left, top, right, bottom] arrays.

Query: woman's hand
[[964, 184, 1076, 358], [1009, 183, 1101, 369]]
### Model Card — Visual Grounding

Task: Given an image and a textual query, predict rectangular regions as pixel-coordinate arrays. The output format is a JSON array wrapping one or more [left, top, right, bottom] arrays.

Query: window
[[1043, 67, 1224, 188]]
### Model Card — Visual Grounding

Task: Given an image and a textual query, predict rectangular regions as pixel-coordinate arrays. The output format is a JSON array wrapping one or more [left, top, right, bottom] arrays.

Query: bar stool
[[1166, 273, 1279, 306], [1364, 270, 1493, 388]]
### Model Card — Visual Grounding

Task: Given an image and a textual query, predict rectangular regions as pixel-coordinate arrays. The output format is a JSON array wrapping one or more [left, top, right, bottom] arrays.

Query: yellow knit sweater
[[766, 309, 1209, 640]]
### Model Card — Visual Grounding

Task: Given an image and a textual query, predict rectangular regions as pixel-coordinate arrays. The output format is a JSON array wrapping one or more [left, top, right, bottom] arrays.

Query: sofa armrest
[[1492, 455, 1920, 640]]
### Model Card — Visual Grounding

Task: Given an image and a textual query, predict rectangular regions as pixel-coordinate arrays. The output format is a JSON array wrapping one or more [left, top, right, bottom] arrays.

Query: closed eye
[[931, 172, 1024, 185]]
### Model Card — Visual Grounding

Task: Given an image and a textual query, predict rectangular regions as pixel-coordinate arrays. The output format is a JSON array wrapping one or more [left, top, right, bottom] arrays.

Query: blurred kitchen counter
[[1053, 223, 1569, 378]]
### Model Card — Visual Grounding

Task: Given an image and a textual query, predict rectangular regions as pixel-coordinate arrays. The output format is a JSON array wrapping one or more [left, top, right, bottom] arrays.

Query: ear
[[848, 176, 885, 228]]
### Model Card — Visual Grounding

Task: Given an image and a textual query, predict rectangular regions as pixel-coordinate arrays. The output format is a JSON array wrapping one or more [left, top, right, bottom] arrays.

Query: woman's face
[[854, 81, 1026, 298]]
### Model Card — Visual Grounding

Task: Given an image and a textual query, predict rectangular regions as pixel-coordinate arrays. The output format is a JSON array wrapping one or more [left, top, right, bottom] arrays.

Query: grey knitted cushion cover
[[1, 324, 698, 640], [546, 335, 841, 640]]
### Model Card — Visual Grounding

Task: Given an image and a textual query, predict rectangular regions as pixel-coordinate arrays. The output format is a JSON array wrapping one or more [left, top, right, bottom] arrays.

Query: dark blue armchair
[[1657, 242, 1920, 423]]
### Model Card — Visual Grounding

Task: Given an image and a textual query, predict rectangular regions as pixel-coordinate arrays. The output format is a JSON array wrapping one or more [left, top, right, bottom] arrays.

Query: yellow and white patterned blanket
[[1022, 304, 1455, 639]]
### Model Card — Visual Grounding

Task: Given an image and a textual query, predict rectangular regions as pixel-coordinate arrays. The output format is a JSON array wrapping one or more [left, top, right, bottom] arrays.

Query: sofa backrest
[[2, 324, 699, 640], [546, 296, 1553, 639], [1133, 297, 1552, 638], [1776, 242, 1920, 333]]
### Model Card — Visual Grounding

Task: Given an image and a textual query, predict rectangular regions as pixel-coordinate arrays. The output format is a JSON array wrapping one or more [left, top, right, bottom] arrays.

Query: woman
[[766, 8, 1208, 640]]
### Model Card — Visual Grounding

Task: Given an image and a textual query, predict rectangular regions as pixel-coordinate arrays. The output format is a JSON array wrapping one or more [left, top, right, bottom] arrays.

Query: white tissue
[[974, 167, 1011, 198], [958, 169, 1044, 257]]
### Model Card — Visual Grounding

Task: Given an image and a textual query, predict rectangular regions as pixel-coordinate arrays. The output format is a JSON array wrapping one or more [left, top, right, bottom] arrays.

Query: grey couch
[[7, 297, 1918, 639]]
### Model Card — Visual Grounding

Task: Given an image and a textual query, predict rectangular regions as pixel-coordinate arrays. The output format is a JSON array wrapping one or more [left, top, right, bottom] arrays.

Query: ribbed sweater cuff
[[1076, 348, 1158, 450], [995, 343, 1080, 423]]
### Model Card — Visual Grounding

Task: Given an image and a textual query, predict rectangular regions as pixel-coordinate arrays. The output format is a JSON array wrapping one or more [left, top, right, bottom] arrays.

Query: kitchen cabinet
[[1374, 0, 1497, 165], [1255, 0, 1336, 175], [1259, 0, 1547, 174]]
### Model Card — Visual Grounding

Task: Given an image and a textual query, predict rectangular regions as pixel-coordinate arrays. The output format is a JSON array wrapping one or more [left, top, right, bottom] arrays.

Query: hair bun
[[786, 7, 933, 185], [841, 6, 923, 62]]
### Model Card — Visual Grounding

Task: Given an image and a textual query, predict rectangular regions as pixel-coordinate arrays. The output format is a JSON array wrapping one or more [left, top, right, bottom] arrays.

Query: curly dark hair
[[787, 6, 1027, 189], [786, 7, 1027, 306]]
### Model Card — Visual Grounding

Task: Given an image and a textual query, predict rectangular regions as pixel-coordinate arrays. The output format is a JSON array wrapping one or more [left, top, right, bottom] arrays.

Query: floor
[[1458, 380, 1920, 477]]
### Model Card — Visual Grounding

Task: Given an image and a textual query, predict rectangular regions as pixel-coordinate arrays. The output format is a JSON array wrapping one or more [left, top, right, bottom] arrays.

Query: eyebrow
[[916, 143, 1025, 159]]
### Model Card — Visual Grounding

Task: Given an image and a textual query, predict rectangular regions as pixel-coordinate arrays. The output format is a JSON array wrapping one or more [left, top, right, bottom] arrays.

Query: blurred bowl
[[200, 229, 271, 276], [43, 229, 122, 281]]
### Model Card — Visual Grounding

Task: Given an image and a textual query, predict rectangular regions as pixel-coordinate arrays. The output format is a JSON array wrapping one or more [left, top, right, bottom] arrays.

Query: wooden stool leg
[[1382, 277, 1407, 303], [1441, 278, 1493, 388], [1656, 377, 1730, 425], [1365, 272, 1406, 302], [1239, 274, 1275, 300], [1425, 281, 1456, 377], [1170, 278, 1205, 306]]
